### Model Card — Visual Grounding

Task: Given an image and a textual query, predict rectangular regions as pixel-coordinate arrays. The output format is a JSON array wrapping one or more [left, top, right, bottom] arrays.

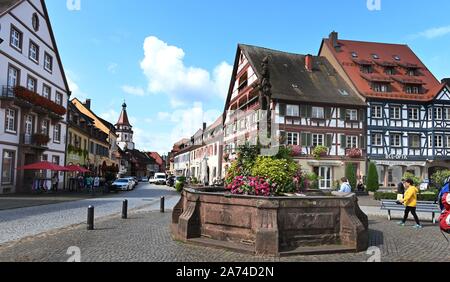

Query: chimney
[[305, 54, 313, 72], [84, 99, 91, 109], [442, 78, 450, 86], [329, 31, 340, 51], [203, 122, 207, 131]]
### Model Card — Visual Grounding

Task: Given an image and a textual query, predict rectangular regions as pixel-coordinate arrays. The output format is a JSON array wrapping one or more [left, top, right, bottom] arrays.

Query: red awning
[[65, 165, 91, 173], [17, 161, 70, 171]]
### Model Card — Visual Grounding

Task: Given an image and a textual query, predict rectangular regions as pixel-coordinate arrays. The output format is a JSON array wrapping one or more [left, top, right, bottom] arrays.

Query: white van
[[149, 173, 167, 185]]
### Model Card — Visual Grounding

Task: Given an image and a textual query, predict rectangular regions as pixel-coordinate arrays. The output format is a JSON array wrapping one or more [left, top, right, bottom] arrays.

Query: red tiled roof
[[116, 109, 131, 126], [147, 152, 163, 166], [323, 38, 443, 101]]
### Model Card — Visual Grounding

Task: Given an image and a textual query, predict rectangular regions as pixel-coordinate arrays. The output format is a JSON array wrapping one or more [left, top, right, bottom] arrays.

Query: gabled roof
[[147, 152, 164, 166], [1, 0, 71, 95], [224, 44, 365, 113], [0, 0, 21, 15], [319, 36, 444, 101]]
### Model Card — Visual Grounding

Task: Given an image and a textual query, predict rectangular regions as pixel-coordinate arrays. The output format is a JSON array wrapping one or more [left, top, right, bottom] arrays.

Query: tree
[[431, 170, 450, 190], [345, 164, 357, 192], [366, 162, 379, 192]]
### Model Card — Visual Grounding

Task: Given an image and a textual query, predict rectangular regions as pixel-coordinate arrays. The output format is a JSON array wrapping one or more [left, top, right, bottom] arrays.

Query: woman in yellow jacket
[[398, 179, 423, 229]]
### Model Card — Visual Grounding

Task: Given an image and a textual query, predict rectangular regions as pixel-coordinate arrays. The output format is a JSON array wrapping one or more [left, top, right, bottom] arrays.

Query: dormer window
[[373, 83, 389, 93], [372, 54, 379, 60], [407, 69, 417, 76], [405, 85, 421, 94], [351, 52, 358, 58], [361, 65, 373, 74], [393, 55, 401, 61], [385, 67, 395, 75]]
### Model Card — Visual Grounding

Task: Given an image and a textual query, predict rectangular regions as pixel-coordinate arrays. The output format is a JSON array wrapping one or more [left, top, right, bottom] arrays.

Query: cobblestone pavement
[[0, 183, 180, 244], [0, 208, 448, 262]]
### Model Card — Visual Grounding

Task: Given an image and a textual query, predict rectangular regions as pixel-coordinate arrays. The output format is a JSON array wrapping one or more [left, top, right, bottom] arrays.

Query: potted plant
[[312, 145, 328, 160], [347, 148, 362, 158], [32, 133, 50, 146]]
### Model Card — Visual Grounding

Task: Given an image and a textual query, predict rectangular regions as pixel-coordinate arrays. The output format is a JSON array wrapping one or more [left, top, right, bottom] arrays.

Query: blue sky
[[46, 0, 450, 154]]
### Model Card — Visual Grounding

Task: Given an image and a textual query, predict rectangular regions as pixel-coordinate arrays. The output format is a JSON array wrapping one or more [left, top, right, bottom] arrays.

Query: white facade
[[0, 0, 70, 193]]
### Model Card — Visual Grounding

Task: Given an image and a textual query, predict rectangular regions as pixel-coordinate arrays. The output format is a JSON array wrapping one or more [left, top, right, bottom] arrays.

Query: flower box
[[346, 148, 362, 158], [14, 86, 66, 116]]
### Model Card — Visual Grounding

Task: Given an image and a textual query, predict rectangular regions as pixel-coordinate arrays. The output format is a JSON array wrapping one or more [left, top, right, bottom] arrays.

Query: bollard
[[160, 196, 165, 213], [122, 199, 128, 219], [87, 205, 94, 230]]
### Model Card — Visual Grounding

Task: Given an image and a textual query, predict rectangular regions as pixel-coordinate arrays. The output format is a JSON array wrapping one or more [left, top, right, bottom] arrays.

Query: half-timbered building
[[320, 32, 450, 187], [223, 44, 367, 189]]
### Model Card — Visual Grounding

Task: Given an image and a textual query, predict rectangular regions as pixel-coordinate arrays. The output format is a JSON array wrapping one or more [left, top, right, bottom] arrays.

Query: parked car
[[124, 177, 137, 189], [166, 175, 176, 187], [139, 176, 149, 182], [111, 178, 132, 192], [149, 173, 167, 185]]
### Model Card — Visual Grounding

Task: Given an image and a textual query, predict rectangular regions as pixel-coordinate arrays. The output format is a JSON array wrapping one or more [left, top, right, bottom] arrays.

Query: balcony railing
[[1, 85, 66, 117], [21, 133, 50, 149]]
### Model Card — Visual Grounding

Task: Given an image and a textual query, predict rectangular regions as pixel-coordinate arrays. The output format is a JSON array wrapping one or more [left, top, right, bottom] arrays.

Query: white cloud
[[121, 85, 146, 96], [108, 63, 118, 74], [139, 36, 232, 106], [67, 74, 88, 101], [134, 102, 221, 154], [99, 109, 119, 125], [411, 25, 450, 39]]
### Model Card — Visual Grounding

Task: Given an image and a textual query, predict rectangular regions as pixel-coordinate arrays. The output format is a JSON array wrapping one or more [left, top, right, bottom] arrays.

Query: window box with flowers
[[346, 148, 362, 158], [312, 145, 328, 160], [32, 133, 50, 146], [14, 86, 66, 116], [289, 145, 302, 157]]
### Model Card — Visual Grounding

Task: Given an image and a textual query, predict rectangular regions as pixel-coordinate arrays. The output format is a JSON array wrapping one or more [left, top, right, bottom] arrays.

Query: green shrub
[[275, 146, 293, 162], [431, 170, 450, 189], [366, 162, 379, 192], [305, 172, 319, 190], [236, 143, 260, 176], [251, 156, 299, 195], [345, 164, 357, 192], [191, 177, 199, 184], [312, 145, 328, 160], [403, 172, 421, 187], [175, 181, 184, 193], [374, 191, 438, 202]]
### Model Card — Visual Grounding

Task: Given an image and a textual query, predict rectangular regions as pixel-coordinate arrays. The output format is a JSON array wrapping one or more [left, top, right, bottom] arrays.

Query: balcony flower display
[[14, 86, 66, 116], [32, 134, 50, 146], [346, 148, 362, 158], [312, 145, 328, 160], [289, 145, 302, 157]]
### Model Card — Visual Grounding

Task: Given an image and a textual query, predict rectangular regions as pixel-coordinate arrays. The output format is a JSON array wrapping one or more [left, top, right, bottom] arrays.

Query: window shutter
[[341, 134, 346, 149], [279, 103, 286, 116], [306, 106, 312, 118], [300, 105, 307, 118], [360, 135, 366, 149], [325, 108, 332, 119], [359, 109, 366, 121], [301, 133, 308, 147], [326, 134, 333, 148], [307, 133, 312, 147], [340, 108, 346, 120], [280, 131, 287, 145]]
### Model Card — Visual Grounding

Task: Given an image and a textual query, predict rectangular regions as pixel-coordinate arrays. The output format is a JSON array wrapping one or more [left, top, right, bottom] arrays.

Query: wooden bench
[[380, 200, 441, 224]]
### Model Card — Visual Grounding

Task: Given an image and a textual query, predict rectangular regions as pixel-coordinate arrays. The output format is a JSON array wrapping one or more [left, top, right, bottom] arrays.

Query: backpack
[[439, 193, 450, 235]]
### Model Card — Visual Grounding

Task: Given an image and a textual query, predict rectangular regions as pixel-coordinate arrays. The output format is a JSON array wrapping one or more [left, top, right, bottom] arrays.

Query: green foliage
[[345, 164, 357, 192], [431, 170, 450, 189], [236, 143, 260, 176], [366, 162, 380, 192], [305, 172, 319, 190], [403, 172, 421, 187], [251, 156, 299, 195], [275, 146, 293, 162], [175, 181, 184, 193], [82, 150, 89, 160], [177, 176, 186, 183], [191, 177, 199, 184], [68, 144, 75, 154], [312, 145, 328, 160], [225, 161, 241, 185], [374, 191, 437, 202]]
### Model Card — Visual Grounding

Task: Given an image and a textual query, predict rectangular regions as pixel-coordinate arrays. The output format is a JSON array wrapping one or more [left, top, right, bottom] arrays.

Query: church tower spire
[[115, 101, 135, 150]]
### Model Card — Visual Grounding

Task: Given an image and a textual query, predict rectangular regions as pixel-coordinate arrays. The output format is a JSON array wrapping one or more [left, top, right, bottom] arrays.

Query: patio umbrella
[[17, 161, 70, 171], [65, 165, 91, 173]]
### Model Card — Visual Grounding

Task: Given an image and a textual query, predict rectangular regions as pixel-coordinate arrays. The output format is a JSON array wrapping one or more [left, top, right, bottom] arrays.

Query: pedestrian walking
[[398, 179, 423, 229], [52, 173, 59, 193], [339, 177, 352, 193], [93, 175, 100, 196], [85, 175, 94, 194], [396, 178, 406, 204]]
